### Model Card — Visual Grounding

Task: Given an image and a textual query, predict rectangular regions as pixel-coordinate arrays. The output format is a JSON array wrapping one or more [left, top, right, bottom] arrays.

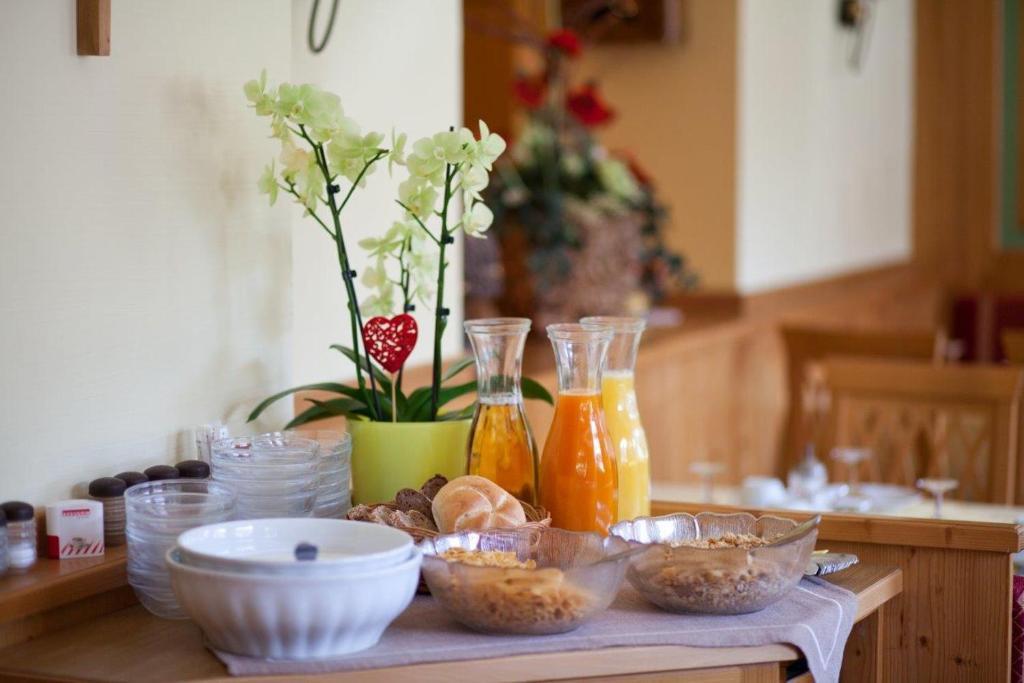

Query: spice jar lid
[[89, 477, 127, 498], [143, 465, 180, 481], [175, 460, 210, 479], [0, 501, 33, 522], [114, 471, 148, 488]]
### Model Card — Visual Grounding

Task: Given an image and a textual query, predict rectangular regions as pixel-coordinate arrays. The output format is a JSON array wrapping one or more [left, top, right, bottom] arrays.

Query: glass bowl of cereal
[[419, 527, 636, 635], [610, 512, 819, 615]]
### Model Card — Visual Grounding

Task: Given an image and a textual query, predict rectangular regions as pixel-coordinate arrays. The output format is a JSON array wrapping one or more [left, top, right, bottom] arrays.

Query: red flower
[[547, 29, 582, 57], [566, 83, 615, 127], [513, 75, 547, 110]]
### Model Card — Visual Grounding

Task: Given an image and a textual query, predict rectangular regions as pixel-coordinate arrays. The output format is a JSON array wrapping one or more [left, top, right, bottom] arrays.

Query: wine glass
[[830, 447, 872, 511], [916, 478, 958, 518], [689, 461, 724, 504]]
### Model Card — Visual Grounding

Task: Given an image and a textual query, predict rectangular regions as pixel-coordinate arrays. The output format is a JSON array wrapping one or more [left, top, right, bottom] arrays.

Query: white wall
[[735, 0, 913, 293], [0, 1, 464, 506], [290, 0, 464, 385]]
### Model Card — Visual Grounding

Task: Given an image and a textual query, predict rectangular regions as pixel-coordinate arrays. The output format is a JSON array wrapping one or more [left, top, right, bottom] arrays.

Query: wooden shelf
[[0, 546, 126, 623], [0, 546, 132, 648]]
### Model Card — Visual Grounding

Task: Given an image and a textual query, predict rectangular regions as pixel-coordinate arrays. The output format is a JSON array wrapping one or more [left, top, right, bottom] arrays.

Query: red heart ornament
[[361, 314, 418, 374]]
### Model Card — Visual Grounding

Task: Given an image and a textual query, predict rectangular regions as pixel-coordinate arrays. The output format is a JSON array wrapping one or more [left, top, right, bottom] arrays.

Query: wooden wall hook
[[77, 0, 110, 56]]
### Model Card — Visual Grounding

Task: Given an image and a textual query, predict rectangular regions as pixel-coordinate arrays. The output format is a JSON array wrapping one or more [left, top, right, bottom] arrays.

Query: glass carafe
[[540, 323, 617, 534], [465, 318, 539, 504], [581, 316, 650, 521]]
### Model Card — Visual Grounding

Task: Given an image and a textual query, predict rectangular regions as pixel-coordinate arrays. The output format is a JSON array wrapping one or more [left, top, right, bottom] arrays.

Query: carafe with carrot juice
[[539, 323, 617, 534], [465, 318, 539, 504], [581, 316, 650, 521]]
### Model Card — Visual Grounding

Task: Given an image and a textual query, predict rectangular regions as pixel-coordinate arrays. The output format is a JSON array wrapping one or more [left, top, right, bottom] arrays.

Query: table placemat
[[214, 577, 856, 682]]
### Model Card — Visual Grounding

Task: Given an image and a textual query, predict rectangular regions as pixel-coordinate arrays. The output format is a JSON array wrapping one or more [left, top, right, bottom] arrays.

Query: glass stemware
[[916, 478, 958, 518], [689, 460, 724, 504]]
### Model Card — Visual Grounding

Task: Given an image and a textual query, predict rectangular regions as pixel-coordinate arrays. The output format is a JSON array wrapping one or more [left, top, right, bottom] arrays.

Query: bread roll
[[431, 475, 527, 533]]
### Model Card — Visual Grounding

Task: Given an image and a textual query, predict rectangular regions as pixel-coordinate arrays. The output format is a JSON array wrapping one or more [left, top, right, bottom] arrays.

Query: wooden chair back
[[780, 326, 947, 472], [820, 357, 1024, 503], [1004, 328, 1024, 364]]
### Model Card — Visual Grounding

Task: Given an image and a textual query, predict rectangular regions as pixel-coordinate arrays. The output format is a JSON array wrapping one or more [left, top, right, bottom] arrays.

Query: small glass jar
[[0, 501, 36, 571], [89, 477, 127, 547]]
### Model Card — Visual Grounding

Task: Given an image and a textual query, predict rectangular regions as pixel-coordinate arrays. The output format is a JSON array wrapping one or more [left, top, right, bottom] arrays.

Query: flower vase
[[348, 419, 471, 505]]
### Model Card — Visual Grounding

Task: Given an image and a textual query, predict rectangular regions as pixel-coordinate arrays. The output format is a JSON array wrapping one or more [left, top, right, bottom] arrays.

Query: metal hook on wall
[[308, 0, 341, 54]]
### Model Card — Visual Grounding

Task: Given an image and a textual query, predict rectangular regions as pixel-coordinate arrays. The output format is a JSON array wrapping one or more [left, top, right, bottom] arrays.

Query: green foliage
[[249, 352, 554, 427]]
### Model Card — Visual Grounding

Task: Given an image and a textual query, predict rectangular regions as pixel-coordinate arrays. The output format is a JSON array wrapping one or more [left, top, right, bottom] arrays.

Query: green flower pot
[[348, 419, 471, 504]]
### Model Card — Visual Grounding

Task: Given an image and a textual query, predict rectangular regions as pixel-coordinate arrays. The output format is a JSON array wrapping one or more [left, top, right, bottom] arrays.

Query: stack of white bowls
[[211, 435, 320, 519], [167, 518, 421, 660], [125, 479, 236, 618], [300, 430, 352, 518]]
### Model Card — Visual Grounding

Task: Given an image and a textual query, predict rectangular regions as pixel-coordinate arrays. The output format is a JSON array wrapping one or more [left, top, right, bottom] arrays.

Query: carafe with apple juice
[[539, 323, 618, 534], [465, 318, 539, 504], [581, 316, 650, 521]]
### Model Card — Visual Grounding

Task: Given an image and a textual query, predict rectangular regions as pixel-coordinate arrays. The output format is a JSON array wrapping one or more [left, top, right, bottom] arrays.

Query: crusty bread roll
[[431, 475, 527, 533]]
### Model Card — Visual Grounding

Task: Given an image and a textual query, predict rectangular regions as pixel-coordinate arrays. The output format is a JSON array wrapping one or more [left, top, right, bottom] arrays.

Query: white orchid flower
[[388, 129, 407, 175], [257, 161, 278, 206], [462, 201, 494, 238], [398, 177, 438, 221]]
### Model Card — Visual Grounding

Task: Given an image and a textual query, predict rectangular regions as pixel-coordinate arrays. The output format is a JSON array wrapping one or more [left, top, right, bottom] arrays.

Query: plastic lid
[[143, 465, 180, 481], [175, 459, 210, 479], [114, 471, 149, 487], [88, 477, 127, 498], [0, 501, 34, 522]]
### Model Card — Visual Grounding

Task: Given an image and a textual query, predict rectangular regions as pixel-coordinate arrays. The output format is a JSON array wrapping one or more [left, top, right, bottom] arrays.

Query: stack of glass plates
[[211, 434, 320, 519], [302, 430, 352, 518]]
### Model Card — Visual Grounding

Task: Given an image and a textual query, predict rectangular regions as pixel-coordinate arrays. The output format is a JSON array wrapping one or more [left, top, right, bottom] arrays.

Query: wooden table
[[0, 564, 900, 683], [652, 482, 1024, 524], [650, 493, 1024, 681]]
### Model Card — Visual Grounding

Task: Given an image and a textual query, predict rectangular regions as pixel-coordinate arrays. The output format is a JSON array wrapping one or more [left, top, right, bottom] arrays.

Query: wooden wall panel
[[913, 0, 1024, 291]]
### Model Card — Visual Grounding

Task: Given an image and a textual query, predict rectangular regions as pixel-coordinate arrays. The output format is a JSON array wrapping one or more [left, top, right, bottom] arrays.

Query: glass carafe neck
[[580, 316, 646, 374], [547, 323, 612, 394], [465, 318, 531, 402]]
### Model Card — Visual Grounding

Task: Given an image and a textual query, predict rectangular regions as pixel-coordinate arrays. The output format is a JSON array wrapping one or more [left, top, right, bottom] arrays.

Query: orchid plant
[[243, 72, 551, 426]]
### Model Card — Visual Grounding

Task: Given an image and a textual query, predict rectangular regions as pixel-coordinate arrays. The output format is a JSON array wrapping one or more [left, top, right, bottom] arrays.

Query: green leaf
[[442, 357, 475, 383], [439, 403, 476, 421], [403, 386, 433, 422], [433, 380, 478, 411], [521, 377, 554, 405], [247, 382, 362, 423], [329, 345, 392, 392], [284, 399, 367, 430], [307, 397, 369, 417]]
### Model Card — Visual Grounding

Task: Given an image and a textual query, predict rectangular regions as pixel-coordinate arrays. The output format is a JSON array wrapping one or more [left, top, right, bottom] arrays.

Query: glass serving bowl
[[610, 512, 818, 615], [419, 527, 635, 635]]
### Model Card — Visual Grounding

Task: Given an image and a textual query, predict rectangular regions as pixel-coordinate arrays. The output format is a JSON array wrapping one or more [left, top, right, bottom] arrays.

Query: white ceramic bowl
[[176, 518, 413, 577], [166, 547, 420, 660]]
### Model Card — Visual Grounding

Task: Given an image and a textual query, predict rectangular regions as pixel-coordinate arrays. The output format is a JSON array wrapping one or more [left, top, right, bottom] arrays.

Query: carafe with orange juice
[[539, 323, 617, 534], [581, 316, 650, 521], [465, 318, 539, 504]]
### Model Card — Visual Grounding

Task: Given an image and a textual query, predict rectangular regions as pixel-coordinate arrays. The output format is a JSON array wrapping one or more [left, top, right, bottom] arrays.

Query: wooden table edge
[[851, 566, 902, 622]]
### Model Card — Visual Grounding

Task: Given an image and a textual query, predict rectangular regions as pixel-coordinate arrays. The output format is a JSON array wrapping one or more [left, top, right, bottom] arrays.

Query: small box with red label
[[46, 499, 105, 559]]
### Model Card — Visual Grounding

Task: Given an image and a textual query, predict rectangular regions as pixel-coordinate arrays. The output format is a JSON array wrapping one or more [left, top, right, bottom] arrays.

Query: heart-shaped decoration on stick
[[362, 314, 418, 374]]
